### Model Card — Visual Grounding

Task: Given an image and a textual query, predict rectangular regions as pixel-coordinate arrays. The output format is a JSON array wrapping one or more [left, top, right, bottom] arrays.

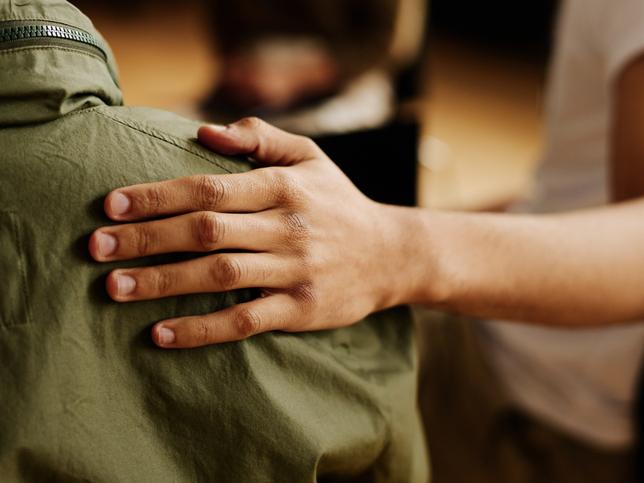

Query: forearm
[[98, 119, 644, 347], [388, 200, 644, 326]]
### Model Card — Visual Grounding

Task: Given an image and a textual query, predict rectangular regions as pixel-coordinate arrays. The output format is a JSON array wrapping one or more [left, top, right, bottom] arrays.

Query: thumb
[[198, 117, 322, 166]]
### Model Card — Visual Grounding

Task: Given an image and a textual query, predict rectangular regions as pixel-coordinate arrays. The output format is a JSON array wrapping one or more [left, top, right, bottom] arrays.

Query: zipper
[[0, 20, 107, 62]]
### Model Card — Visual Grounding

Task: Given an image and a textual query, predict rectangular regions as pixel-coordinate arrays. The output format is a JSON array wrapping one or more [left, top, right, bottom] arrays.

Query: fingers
[[104, 168, 291, 220], [106, 253, 297, 302], [198, 117, 323, 166], [104, 117, 324, 221], [90, 211, 276, 261], [151, 293, 301, 348]]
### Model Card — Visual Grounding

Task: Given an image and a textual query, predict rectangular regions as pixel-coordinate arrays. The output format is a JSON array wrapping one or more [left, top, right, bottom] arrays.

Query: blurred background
[[67, 0, 573, 477], [71, 0, 557, 212], [66, 3, 644, 483]]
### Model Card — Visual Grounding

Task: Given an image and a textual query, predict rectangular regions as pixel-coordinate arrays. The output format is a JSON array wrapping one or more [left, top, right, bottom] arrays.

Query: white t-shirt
[[481, 0, 644, 448]]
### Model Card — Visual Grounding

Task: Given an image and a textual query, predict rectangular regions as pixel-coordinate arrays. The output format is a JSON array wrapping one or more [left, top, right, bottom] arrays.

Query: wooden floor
[[86, 3, 545, 211]]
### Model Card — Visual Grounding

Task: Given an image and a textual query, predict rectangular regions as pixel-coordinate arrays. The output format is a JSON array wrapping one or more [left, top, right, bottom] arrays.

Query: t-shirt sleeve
[[593, 0, 644, 85]]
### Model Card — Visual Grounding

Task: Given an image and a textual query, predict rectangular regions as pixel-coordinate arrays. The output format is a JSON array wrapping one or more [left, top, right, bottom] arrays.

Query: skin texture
[[90, 119, 418, 348], [89, 56, 644, 349], [427, 51, 644, 326]]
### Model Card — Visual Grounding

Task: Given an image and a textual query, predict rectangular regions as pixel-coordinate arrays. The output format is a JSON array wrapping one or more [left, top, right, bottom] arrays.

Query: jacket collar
[[0, 0, 122, 126]]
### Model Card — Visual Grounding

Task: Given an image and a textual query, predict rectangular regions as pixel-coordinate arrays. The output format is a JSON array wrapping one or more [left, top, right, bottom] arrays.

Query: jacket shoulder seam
[[91, 109, 235, 173]]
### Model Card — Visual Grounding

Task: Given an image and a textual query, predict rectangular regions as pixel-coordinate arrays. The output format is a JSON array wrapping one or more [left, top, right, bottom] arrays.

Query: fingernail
[[209, 124, 228, 131], [116, 274, 136, 296], [157, 327, 176, 345], [110, 192, 131, 216], [97, 232, 117, 257]]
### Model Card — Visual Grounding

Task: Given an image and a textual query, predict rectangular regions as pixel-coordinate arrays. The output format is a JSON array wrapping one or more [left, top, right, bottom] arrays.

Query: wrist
[[371, 205, 452, 310]]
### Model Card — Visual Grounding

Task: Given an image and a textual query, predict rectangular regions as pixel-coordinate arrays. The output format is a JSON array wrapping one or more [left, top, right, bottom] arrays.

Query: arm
[[90, 118, 644, 349], [381, 54, 644, 326], [399, 203, 644, 326], [400, 48, 644, 327]]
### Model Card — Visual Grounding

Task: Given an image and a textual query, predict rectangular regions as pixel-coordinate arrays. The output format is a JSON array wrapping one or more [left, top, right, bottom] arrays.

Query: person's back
[[0, 2, 427, 481]]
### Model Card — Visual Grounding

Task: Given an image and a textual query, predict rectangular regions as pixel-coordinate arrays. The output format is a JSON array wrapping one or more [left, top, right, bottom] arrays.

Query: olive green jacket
[[0, 1, 428, 481]]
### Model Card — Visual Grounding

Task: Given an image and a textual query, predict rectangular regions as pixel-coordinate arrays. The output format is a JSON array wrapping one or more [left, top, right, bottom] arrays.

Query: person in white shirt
[[482, 0, 644, 462], [425, 1, 644, 478], [87, 0, 644, 481]]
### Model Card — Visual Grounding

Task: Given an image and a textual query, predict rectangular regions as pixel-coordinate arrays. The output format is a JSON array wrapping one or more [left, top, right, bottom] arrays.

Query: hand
[[89, 118, 418, 349]]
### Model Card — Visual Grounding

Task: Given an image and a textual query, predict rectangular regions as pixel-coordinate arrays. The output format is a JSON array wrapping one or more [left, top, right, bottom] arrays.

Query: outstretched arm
[[404, 202, 644, 326], [90, 118, 644, 348]]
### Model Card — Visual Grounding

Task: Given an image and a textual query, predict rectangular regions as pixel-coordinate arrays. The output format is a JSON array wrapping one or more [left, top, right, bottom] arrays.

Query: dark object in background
[[203, 0, 424, 208], [209, 0, 399, 84], [315, 121, 419, 207], [430, 0, 559, 59]]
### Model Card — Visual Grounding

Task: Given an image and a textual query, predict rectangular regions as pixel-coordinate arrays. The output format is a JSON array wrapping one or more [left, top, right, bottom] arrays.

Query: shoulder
[[0, 105, 252, 220], [86, 106, 252, 175]]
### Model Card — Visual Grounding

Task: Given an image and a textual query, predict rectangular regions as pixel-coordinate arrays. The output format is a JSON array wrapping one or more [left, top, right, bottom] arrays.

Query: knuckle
[[267, 168, 289, 189], [151, 268, 176, 296], [273, 170, 304, 206], [234, 308, 261, 338], [136, 187, 165, 213], [210, 256, 243, 288], [298, 135, 321, 155], [134, 225, 157, 257], [195, 212, 224, 250], [291, 282, 318, 309], [195, 318, 212, 344], [282, 211, 310, 241], [256, 264, 273, 284], [195, 175, 226, 209], [237, 116, 263, 131], [273, 169, 294, 189]]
